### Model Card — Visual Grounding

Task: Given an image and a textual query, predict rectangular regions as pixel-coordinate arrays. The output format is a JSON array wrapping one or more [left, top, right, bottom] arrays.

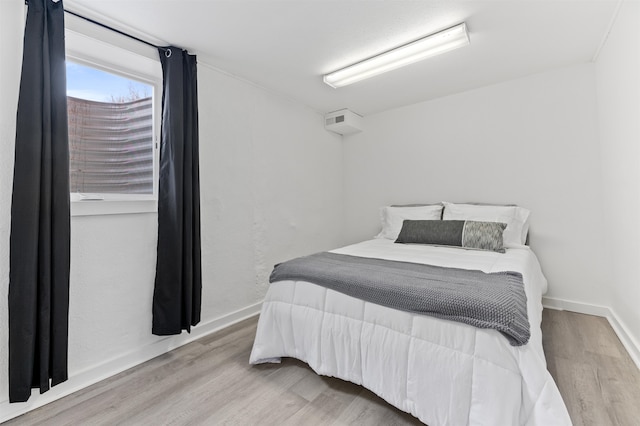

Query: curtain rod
[[63, 9, 173, 57]]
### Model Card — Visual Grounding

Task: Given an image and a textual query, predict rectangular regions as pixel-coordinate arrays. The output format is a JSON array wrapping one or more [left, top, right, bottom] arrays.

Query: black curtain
[[152, 47, 202, 335], [9, 0, 70, 403]]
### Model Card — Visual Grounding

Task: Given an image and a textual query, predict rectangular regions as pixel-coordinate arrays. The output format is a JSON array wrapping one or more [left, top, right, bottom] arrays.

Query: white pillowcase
[[442, 202, 530, 247], [375, 205, 443, 240]]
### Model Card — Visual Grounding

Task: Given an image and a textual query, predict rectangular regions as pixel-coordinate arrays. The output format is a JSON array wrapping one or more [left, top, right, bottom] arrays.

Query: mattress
[[249, 239, 571, 425]]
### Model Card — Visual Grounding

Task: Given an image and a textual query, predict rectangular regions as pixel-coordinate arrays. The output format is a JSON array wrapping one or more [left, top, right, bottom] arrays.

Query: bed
[[249, 203, 571, 425]]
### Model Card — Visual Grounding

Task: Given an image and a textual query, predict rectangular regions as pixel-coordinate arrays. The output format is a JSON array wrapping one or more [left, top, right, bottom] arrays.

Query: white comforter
[[250, 239, 571, 425]]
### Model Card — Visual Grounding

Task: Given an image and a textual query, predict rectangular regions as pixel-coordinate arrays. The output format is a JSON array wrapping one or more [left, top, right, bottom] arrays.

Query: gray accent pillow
[[395, 220, 464, 246], [395, 220, 507, 253]]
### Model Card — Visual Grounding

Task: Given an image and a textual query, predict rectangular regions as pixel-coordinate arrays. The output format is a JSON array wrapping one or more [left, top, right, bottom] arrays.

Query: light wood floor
[[4, 309, 639, 426], [541, 309, 640, 426]]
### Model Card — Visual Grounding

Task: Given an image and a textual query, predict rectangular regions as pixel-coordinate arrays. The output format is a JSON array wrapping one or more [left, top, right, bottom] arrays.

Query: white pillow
[[375, 205, 443, 240], [442, 202, 530, 247]]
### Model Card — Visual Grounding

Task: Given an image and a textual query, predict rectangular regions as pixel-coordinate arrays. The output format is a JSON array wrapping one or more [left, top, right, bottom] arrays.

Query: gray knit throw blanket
[[270, 252, 530, 346]]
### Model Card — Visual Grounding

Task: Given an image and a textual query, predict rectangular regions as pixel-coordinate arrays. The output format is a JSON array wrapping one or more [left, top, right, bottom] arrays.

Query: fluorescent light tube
[[323, 23, 469, 88]]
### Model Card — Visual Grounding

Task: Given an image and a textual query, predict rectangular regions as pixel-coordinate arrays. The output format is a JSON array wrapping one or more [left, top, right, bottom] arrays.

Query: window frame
[[64, 18, 162, 216]]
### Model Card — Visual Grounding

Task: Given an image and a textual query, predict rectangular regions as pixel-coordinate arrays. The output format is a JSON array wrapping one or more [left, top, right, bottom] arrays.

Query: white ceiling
[[65, 0, 619, 116]]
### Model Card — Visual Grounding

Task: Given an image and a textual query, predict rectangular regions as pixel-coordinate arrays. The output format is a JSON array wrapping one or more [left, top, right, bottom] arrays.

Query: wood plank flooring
[[4, 309, 639, 425], [542, 309, 640, 426]]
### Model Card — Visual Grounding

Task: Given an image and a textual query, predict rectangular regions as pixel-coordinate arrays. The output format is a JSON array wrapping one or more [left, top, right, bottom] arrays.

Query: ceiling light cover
[[323, 23, 469, 88]]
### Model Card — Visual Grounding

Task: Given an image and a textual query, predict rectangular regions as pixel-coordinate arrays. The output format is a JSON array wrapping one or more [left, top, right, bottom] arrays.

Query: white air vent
[[324, 109, 363, 135]]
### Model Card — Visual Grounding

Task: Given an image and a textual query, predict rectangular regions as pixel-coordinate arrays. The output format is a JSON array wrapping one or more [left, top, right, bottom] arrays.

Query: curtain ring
[[165, 48, 172, 58]]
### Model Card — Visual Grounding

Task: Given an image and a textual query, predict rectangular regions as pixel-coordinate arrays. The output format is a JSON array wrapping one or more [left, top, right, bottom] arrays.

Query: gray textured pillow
[[395, 220, 507, 253]]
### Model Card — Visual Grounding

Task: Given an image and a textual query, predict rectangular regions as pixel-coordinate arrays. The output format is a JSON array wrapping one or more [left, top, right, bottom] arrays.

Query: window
[[65, 17, 162, 216], [67, 62, 154, 195]]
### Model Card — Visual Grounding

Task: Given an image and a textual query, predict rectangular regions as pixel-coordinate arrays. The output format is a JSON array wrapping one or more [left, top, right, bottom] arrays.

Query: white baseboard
[[0, 301, 262, 424], [542, 297, 612, 317], [542, 297, 640, 371], [606, 310, 640, 371]]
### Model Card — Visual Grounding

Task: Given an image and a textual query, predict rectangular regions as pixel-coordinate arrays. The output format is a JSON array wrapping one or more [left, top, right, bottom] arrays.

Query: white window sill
[[71, 199, 157, 216]]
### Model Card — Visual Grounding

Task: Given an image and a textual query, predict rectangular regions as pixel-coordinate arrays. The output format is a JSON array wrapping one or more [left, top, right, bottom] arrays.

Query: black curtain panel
[[9, 0, 70, 403], [152, 47, 202, 335]]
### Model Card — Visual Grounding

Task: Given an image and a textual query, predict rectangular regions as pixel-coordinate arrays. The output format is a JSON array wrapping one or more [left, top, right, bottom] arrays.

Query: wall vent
[[324, 109, 363, 135]]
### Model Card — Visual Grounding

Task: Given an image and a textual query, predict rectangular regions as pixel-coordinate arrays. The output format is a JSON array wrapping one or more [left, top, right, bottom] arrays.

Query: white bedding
[[250, 239, 571, 425]]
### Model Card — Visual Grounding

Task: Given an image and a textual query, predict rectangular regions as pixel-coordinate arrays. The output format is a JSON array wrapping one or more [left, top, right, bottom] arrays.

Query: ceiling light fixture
[[323, 23, 469, 88]]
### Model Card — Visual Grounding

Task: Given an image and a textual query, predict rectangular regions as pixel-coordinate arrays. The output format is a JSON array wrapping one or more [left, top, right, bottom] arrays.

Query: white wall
[[0, 0, 343, 419], [595, 1, 640, 359], [343, 64, 608, 306], [197, 63, 344, 314]]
